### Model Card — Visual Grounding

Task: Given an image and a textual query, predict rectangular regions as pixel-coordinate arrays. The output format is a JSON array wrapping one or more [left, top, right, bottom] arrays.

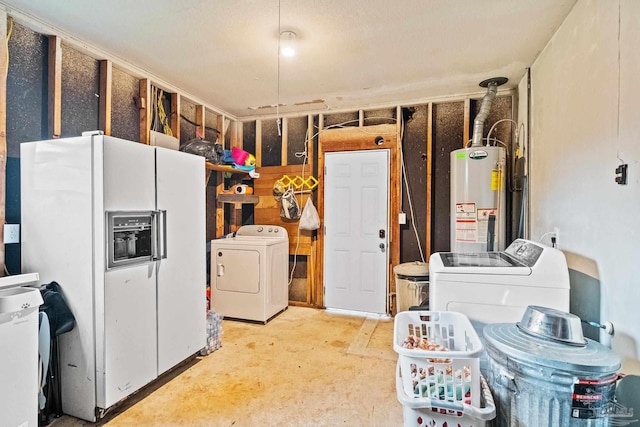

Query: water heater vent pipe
[[471, 77, 508, 147]]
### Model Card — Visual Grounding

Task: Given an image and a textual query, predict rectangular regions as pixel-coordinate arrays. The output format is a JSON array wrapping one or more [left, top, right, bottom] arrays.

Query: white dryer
[[210, 225, 289, 323], [429, 239, 570, 324]]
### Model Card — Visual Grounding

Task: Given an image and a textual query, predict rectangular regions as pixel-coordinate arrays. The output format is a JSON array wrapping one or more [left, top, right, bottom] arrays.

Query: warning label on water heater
[[455, 203, 477, 242]]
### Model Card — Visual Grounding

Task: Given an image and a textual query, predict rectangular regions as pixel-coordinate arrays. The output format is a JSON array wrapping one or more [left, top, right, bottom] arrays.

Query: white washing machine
[[429, 239, 570, 324], [210, 225, 289, 323]]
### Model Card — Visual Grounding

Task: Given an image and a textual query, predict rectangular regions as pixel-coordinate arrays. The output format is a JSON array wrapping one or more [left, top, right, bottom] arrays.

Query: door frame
[[317, 123, 401, 314]]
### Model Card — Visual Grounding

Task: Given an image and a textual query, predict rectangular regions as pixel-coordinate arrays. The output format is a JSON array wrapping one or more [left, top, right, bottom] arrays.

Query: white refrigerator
[[20, 133, 206, 422]]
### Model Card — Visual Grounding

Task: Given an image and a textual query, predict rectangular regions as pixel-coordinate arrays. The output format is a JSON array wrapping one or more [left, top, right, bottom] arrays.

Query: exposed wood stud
[[426, 102, 433, 257], [217, 114, 224, 145], [0, 12, 8, 274], [48, 35, 62, 138], [463, 98, 471, 147], [235, 120, 243, 149], [255, 119, 262, 167], [281, 117, 288, 165], [196, 105, 205, 139], [99, 60, 112, 135], [307, 115, 314, 171], [139, 78, 151, 144], [170, 92, 180, 140]]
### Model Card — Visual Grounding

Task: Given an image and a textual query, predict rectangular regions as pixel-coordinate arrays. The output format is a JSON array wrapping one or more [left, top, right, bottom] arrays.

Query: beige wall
[[528, 0, 640, 368]]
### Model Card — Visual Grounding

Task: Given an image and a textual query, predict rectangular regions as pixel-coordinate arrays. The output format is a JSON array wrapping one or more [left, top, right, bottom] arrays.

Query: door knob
[[379, 243, 386, 253]]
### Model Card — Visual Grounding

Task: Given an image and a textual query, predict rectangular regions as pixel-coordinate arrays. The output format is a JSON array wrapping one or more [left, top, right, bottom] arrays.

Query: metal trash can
[[483, 306, 622, 427], [393, 261, 429, 312]]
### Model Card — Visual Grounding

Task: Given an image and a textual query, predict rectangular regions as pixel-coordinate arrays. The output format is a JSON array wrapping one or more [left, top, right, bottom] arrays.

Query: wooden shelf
[[205, 162, 253, 174], [217, 194, 259, 204]]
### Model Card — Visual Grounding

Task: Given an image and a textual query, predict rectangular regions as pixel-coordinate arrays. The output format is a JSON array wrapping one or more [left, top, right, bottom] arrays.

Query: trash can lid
[[393, 261, 429, 280], [484, 322, 621, 374]]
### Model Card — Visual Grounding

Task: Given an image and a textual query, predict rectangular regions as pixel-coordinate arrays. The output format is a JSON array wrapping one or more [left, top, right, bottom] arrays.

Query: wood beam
[[0, 12, 8, 275], [307, 115, 314, 171], [48, 35, 62, 138], [217, 114, 224, 145], [255, 119, 262, 167], [463, 98, 471, 147], [196, 105, 205, 139], [281, 117, 288, 165], [139, 78, 151, 144], [426, 103, 433, 257], [170, 92, 180, 140], [99, 60, 112, 135]]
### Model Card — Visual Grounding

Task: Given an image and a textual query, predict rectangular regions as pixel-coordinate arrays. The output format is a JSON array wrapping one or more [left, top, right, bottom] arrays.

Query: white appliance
[[429, 239, 569, 324], [0, 273, 42, 427], [210, 225, 289, 323], [20, 133, 206, 422], [450, 145, 507, 253]]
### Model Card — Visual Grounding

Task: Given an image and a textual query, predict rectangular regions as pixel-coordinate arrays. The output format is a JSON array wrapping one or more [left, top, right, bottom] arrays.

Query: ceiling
[[1, 0, 577, 119]]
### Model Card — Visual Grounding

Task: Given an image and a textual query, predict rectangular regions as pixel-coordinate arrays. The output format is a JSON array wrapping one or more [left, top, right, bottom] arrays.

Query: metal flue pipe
[[471, 77, 508, 147]]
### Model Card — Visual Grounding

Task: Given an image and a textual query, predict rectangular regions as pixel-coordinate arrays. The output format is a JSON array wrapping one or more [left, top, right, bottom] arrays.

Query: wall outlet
[[4, 224, 20, 244]]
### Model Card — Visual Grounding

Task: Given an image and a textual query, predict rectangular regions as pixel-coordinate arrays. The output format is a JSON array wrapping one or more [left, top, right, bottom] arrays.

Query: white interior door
[[324, 150, 389, 314]]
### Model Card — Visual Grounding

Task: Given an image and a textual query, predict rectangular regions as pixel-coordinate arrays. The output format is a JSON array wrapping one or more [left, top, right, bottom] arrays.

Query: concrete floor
[[50, 307, 403, 426]]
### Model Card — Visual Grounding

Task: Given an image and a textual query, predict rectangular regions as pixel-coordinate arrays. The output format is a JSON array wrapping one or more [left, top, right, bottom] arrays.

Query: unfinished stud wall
[[261, 119, 282, 166], [400, 105, 428, 263], [364, 108, 396, 126], [242, 121, 257, 157], [286, 116, 309, 165], [6, 23, 48, 151], [180, 99, 198, 143], [60, 45, 100, 137], [111, 67, 140, 142], [431, 102, 465, 253], [324, 112, 359, 128], [5, 23, 49, 274]]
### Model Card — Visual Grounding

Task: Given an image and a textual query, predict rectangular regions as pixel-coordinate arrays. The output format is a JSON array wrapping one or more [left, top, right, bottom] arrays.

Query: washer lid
[[484, 323, 621, 374], [393, 261, 429, 279]]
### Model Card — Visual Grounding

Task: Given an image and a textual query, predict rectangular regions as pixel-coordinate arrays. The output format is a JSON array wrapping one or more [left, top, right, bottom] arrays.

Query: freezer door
[[103, 136, 156, 211], [155, 147, 206, 375]]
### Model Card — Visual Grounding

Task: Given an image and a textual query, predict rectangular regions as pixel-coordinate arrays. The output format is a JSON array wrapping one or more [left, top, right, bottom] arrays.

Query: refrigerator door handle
[[152, 210, 168, 261]]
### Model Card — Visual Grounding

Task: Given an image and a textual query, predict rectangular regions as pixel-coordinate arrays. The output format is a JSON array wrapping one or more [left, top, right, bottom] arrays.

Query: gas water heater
[[450, 77, 508, 253]]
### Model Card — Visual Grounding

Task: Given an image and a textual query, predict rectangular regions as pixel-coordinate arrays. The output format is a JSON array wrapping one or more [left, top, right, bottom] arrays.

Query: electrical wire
[[5, 16, 13, 75], [538, 231, 556, 246], [179, 114, 220, 137], [399, 113, 426, 263]]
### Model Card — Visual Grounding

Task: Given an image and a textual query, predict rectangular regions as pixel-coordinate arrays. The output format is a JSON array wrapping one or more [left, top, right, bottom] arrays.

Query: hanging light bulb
[[280, 31, 297, 57]]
